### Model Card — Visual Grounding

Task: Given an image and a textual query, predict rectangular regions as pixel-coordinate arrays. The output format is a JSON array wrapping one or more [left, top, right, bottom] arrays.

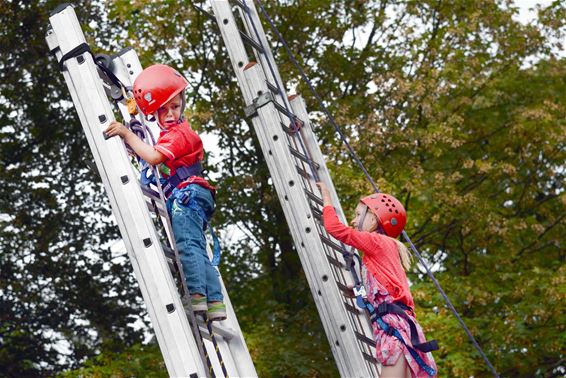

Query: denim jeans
[[167, 184, 223, 302]]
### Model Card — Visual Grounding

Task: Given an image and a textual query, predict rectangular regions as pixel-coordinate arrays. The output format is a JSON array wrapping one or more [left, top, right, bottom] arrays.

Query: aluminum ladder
[[46, 4, 256, 377], [204, 1, 380, 376]]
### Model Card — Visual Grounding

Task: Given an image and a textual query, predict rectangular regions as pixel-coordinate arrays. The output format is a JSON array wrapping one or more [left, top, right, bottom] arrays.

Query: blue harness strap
[[162, 161, 203, 198], [355, 289, 437, 377], [176, 189, 221, 267]]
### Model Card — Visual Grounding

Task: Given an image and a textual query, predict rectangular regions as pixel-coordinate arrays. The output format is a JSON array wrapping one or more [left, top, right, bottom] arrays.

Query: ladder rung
[[355, 330, 377, 347], [296, 166, 313, 180], [266, 80, 280, 94], [362, 351, 379, 365], [193, 5, 216, 22], [304, 189, 324, 207], [326, 254, 345, 269], [344, 301, 362, 315], [319, 234, 349, 255], [336, 282, 355, 298], [166, 258, 177, 274], [309, 204, 323, 221], [232, 0, 249, 12], [240, 31, 265, 54], [289, 146, 320, 169], [197, 319, 237, 341]]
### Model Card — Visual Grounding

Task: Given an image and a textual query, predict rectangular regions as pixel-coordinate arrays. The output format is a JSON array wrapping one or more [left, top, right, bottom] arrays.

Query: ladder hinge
[[244, 91, 274, 118]]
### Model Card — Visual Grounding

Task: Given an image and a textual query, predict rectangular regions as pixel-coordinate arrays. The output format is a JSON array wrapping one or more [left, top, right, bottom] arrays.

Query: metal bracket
[[244, 91, 274, 118]]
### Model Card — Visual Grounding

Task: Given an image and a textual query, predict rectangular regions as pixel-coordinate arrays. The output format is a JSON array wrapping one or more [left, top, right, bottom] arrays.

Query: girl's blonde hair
[[392, 238, 412, 271]]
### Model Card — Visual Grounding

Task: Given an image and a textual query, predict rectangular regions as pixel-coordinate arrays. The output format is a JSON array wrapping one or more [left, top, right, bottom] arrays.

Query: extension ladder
[[46, 4, 256, 377], [203, 1, 380, 376]]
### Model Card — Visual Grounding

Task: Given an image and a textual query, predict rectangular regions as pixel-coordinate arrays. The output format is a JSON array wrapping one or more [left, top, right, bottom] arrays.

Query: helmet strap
[[358, 205, 368, 232]]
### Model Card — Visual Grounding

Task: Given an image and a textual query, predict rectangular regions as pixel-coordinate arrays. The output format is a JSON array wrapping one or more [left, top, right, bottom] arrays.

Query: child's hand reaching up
[[316, 182, 333, 207]]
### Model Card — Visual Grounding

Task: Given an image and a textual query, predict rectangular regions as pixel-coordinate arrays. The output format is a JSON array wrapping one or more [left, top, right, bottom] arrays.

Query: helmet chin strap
[[358, 205, 368, 232], [358, 204, 385, 234]]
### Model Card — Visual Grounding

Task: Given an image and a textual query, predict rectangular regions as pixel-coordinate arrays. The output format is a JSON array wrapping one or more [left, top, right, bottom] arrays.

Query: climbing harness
[[251, 1, 499, 376]]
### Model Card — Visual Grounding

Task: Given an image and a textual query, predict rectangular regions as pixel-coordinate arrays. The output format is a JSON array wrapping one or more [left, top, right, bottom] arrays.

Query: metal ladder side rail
[[109, 48, 257, 378], [46, 5, 207, 377], [209, 2, 380, 376], [232, 0, 378, 362], [224, 0, 379, 370], [240, 62, 363, 377]]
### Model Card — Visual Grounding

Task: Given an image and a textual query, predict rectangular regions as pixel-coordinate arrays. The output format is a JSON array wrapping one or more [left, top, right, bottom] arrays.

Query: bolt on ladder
[[46, 4, 256, 377], [205, 1, 380, 376]]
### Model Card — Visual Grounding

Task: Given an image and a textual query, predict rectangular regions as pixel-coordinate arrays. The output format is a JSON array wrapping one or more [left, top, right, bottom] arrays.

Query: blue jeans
[[167, 184, 223, 302]]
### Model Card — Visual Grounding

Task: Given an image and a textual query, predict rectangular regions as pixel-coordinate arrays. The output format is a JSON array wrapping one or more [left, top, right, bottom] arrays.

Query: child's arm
[[105, 121, 166, 165], [316, 182, 374, 252]]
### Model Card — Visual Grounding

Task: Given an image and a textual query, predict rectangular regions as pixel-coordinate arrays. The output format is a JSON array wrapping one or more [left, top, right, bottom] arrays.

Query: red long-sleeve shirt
[[322, 205, 414, 308]]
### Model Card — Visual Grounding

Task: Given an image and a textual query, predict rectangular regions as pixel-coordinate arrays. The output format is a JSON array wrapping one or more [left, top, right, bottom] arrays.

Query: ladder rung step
[[240, 31, 265, 54], [336, 282, 355, 298], [319, 234, 349, 255], [279, 121, 292, 134], [304, 189, 324, 207], [197, 319, 237, 341], [310, 205, 322, 221], [232, 0, 249, 12], [272, 98, 293, 119], [355, 330, 377, 347], [296, 166, 313, 180], [289, 146, 320, 169], [344, 301, 362, 315], [362, 351, 379, 365], [193, 5, 216, 22], [326, 254, 344, 269], [266, 80, 280, 94], [161, 243, 175, 259], [166, 258, 177, 274]]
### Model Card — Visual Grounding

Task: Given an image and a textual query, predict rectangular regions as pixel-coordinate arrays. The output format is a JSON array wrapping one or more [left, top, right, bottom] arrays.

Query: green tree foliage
[[0, 1, 148, 376], [1, 0, 564, 377]]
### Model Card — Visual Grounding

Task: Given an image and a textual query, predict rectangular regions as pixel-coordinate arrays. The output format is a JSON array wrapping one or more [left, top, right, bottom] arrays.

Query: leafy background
[[0, 0, 564, 377]]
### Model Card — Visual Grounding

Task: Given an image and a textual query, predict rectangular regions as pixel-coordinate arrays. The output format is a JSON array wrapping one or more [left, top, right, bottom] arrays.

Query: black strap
[[376, 302, 439, 353], [58, 42, 91, 71], [58, 42, 125, 89]]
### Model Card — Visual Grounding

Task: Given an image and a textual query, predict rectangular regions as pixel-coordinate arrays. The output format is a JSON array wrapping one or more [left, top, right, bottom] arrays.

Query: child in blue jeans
[[105, 64, 225, 321]]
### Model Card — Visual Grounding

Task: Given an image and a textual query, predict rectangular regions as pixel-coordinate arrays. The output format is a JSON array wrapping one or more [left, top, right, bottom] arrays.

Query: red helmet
[[133, 64, 188, 116], [360, 193, 406, 238]]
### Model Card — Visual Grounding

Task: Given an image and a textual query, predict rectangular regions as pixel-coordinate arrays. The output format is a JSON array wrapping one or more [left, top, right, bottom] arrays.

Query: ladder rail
[[47, 5, 257, 377], [209, 1, 380, 376], [46, 6, 207, 377], [109, 47, 258, 378]]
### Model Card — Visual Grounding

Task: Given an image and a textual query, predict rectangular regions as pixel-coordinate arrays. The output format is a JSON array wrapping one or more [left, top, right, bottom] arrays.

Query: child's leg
[[380, 354, 410, 378], [171, 198, 208, 298], [204, 263, 223, 303]]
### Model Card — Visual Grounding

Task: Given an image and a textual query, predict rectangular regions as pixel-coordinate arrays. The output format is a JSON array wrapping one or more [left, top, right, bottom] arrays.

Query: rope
[[253, 1, 499, 377]]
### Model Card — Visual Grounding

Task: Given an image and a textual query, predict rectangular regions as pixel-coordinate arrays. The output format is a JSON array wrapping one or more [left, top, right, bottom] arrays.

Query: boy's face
[[157, 93, 183, 128]]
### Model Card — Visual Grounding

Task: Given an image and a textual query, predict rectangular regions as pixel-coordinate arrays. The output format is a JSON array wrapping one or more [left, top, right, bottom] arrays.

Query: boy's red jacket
[[154, 120, 214, 191]]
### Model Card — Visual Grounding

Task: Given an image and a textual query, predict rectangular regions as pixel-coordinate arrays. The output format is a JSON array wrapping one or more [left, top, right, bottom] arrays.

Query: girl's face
[[351, 203, 378, 232], [157, 93, 183, 128]]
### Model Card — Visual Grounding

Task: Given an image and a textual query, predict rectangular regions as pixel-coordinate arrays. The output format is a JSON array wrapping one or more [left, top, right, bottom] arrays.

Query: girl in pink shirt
[[317, 182, 437, 378]]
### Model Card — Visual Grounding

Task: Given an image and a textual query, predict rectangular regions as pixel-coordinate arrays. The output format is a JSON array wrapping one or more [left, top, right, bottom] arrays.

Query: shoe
[[207, 302, 227, 321], [182, 295, 208, 313]]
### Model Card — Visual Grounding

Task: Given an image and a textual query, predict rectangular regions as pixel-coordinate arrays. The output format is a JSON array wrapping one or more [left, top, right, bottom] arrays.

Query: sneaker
[[207, 302, 227, 321], [182, 295, 208, 313]]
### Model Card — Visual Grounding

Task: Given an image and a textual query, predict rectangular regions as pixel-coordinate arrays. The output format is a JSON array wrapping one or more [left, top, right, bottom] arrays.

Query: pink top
[[322, 205, 414, 309]]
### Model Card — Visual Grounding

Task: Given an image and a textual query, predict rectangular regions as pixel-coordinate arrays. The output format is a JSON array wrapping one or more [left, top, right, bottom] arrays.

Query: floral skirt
[[363, 266, 437, 377]]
